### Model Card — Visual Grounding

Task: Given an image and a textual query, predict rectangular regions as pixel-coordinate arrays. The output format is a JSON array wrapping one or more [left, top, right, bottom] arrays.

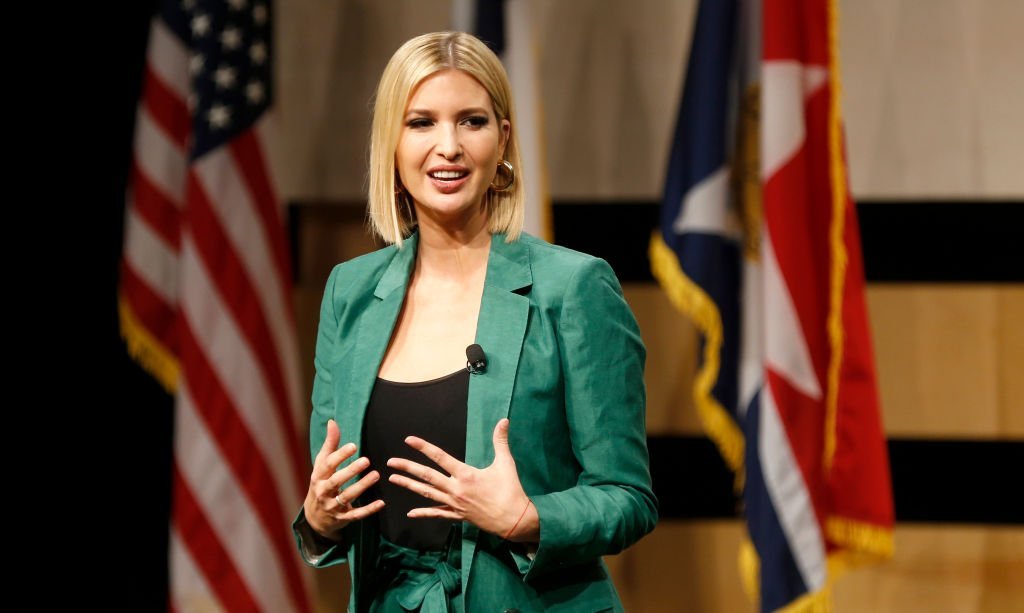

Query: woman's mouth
[[428, 169, 470, 193]]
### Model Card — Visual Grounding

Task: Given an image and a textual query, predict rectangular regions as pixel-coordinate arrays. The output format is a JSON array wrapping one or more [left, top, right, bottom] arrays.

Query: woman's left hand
[[387, 418, 539, 543]]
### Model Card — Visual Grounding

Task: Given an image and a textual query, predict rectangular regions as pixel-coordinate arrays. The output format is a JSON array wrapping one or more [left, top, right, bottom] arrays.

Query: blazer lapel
[[465, 233, 533, 467], [342, 233, 418, 457], [462, 232, 532, 597]]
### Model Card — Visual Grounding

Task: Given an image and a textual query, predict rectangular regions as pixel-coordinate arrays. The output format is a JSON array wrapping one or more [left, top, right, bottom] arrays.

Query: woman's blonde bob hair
[[368, 31, 524, 246]]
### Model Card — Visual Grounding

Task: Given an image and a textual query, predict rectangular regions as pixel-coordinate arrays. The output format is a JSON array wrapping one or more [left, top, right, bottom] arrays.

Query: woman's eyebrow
[[404, 108, 435, 118], [404, 107, 491, 118]]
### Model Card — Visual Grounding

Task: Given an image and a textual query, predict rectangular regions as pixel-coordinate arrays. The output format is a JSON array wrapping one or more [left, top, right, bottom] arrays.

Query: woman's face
[[396, 69, 510, 227]]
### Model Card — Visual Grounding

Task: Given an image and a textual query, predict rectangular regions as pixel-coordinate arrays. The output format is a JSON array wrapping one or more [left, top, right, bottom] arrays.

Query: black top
[[361, 368, 469, 551]]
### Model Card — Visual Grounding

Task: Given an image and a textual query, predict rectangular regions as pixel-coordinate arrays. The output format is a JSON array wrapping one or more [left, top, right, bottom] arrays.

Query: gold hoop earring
[[490, 160, 515, 192]]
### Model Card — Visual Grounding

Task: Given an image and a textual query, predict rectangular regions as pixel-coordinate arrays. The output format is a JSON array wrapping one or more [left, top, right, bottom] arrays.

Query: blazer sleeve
[[524, 257, 658, 581], [291, 264, 350, 567]]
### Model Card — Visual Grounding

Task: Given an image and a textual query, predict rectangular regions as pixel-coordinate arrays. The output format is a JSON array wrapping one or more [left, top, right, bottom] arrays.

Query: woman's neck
[[413, 209, 491, 281]]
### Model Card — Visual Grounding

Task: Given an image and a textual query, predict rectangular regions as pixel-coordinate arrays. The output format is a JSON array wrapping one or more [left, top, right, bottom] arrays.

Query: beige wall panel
[[606, 521, 749, 612], [832, 525, 1024, 613], [276, 0, 1024, 202], [841, 0, 1024, 197], [532, 0, 695, 199], [867, 286, 1024, 438], [297, 205, 382, 286], [997, 288, 1024, 434], [607, 522, 1024, 613], [623, 283, 704, 435], [274, 0, 451, 201]]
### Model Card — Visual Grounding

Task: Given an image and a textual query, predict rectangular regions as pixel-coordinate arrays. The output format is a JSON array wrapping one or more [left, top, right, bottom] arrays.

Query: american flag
[[651, 0, 894, 610], [118, 0, 313, 610]]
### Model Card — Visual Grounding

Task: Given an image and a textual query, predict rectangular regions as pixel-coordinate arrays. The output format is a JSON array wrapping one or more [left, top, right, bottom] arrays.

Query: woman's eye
[[407, 118, 432, 128], [462, 116, 489, 128]]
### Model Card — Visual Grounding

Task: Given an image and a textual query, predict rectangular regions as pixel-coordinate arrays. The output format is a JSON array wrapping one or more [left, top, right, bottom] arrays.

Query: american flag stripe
[[146, 18, 190, 100], [184, 169, 306, 493], [172, 464, 262, 612], [118, 258, 179, 373], [140, 65, 190, 151], [169, 528, 219, 612], [130, 162, 182, 249], [192, 141, 300, 412], [178, 236, 304, 522], [228, 131, 291, 283], [175, 377, 305, 612], [132, 110, 187, 207], [122, 207, 179, 306], [121, 2, 313, 610]]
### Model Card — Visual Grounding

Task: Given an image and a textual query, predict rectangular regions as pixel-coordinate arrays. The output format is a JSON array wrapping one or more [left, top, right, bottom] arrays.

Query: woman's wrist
[[304, 508, 345, 543], [504, 499, 539, 543]]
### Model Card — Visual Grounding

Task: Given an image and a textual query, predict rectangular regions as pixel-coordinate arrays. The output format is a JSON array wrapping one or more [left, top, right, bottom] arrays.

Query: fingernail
[[343, 443, 356, 452]]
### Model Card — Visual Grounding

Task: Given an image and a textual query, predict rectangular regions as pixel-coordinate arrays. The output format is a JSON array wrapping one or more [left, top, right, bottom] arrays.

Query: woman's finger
[[386, 457, 451, 490], [332, 470, 381, 507], [320, 442, 358, 475], [407, 505, 460, 520], [339, 499, 386, 521], [325, 456, 372, 491], [313, 420, 340, 470], [403, 436, 462, 475], [388, 473, 454, 506], [313, 425, 352, 481]]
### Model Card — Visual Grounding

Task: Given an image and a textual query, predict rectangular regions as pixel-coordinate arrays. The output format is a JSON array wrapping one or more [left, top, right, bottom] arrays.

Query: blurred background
[[90, 0, 1022, 611]]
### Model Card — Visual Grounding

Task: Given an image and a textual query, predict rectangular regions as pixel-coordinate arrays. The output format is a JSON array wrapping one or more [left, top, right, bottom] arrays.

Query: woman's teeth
[[430, 170, 468, 180]]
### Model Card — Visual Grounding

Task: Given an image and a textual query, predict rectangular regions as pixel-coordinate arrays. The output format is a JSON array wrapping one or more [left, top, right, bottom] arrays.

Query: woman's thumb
[[492, 418, 511, 456]]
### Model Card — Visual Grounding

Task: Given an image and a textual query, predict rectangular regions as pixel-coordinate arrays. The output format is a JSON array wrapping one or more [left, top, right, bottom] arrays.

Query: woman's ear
[[499, 118, 511, 158]]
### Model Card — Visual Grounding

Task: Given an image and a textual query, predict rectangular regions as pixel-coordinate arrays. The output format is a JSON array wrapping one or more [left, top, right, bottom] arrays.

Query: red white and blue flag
[[119, 1, 313, 610], [651, 0, 894, 610]]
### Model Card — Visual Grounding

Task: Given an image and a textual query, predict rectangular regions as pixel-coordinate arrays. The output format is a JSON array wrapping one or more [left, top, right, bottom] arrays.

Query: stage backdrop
[[246, 0, 1023, 611]]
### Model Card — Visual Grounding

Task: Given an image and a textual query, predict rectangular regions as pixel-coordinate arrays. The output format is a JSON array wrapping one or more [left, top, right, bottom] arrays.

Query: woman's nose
[[436, 124, 461, 159]]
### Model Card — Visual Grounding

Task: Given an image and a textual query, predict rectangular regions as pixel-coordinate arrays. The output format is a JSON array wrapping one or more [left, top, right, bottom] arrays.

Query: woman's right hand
[[303, 419, 385, 540]]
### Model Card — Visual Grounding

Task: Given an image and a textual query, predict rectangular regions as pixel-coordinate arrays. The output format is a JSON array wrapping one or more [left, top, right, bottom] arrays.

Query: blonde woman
[[294, 31, 657, 612]]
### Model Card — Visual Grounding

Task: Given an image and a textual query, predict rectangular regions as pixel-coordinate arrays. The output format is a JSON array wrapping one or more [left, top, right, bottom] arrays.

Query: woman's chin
[[413, 196, 486, 224]]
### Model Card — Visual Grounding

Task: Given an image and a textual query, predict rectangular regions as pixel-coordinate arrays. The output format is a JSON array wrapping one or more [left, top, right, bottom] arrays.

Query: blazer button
[[502, 609, 521, 613]]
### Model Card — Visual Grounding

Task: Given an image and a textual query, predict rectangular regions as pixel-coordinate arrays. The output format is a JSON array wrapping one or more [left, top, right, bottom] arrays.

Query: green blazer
[[293, 231, 657, 612]]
